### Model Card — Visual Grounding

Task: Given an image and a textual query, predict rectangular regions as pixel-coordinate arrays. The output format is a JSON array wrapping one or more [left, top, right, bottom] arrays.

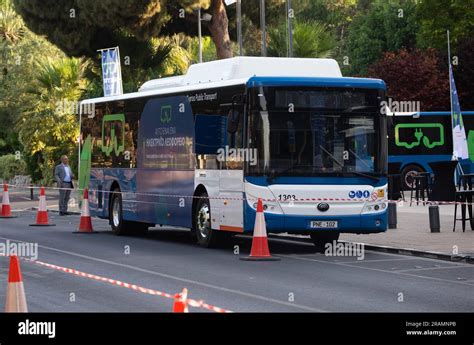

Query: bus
[[388, 111, 474, 189], [79, 57, 388, 249]]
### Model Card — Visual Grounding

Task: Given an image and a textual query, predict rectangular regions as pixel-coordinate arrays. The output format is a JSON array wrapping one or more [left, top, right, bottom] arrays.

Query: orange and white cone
[[5, 255, 28, 312], [240, 198, 280, 261], [74, 188, 96, 234], [29, 187, 55, 226], [0, 184, 17, 218], [172, 288, 189, 313]]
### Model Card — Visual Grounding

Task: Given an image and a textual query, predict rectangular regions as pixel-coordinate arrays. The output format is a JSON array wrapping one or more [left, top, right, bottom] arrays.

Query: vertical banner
[[449, 63, 469, 160], [99, 47, 123, 97]]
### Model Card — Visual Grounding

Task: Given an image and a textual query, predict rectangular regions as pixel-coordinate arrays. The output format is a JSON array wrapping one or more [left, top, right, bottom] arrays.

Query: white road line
[[277, 254, 474, 287], [336, 258, 415, 264], [397, 265, 474, 273], [0, 236, 325, 312]]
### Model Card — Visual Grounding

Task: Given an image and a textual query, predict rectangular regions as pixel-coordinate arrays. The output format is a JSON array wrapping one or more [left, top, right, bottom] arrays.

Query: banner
[[449, 63, 469, 160], [100, 47, 123, 97]]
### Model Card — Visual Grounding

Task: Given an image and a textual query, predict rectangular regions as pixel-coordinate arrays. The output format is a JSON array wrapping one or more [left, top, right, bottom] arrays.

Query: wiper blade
[[344, 171, 381, 181]]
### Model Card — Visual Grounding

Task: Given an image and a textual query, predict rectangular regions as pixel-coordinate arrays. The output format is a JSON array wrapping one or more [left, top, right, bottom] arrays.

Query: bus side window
[[226, 105, 244, 170]]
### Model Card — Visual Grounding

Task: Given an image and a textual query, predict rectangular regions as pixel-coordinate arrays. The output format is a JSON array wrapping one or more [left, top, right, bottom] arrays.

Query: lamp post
[[260, 0, 266, 56], [287, 0, 293, 57], [224, 0, 243, 56], [197, 8, 212, 63]]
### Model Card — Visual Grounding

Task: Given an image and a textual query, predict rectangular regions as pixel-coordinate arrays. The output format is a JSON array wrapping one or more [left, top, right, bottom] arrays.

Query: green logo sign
[[101, 113, 125, 156], [395, 123, 444, 149], [160, 105, 172, 124]]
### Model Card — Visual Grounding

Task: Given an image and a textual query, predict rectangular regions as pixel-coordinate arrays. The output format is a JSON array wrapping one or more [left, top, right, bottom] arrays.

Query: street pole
[[198, 7, 203, 63], [287, 0, 293, 57], [237, 0, 243, 56], [260, 0, 266, 57]]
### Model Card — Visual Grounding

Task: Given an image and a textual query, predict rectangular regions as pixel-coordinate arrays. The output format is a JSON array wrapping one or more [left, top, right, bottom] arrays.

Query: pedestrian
[[54, 155, 75, 216]]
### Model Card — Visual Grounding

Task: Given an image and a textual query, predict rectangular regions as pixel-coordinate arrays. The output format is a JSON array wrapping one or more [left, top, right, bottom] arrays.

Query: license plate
[[310, 220, 338, 229]]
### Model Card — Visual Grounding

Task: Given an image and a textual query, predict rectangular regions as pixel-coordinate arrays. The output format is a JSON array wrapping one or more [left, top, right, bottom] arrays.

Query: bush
[[0, 154, 27, 181]]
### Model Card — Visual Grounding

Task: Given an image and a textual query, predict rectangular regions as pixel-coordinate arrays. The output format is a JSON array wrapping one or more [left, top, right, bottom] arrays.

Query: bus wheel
[[310, 232, 340, 252], [110, 188, 127, 235], [401, 165, 424, 191], [194, 194, 217, 248]]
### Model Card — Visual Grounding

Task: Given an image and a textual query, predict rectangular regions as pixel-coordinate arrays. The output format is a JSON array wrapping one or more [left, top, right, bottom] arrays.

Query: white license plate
[[310, 221, 338, 229]]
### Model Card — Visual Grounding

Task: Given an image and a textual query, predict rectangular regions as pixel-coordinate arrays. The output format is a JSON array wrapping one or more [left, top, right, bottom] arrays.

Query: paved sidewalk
[[342, 204, 474, 257], [7, 188, 81, 213]]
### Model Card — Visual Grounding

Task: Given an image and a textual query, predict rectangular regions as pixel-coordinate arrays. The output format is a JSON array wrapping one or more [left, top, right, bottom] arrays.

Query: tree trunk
[[208, 0, 233, 59]]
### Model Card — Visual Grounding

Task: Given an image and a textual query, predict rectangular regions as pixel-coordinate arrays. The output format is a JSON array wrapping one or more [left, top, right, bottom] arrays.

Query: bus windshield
[[248, 87, 387, 177]]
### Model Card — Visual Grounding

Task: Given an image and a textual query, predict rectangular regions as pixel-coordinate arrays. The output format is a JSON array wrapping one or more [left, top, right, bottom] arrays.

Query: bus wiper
[[342, 106, 377, 113], [343, 171, 380, 181]]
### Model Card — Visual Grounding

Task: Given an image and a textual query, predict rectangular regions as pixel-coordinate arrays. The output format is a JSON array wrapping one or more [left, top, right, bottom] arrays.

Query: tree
[[17, 57, 87, 183], [268, 20, 336, 58], [343, 0, 419, 76], [13, 0, 234, 60], [367, 49, 450, 111], [454, 33, 474, 110], [416, 0, 474, 51]]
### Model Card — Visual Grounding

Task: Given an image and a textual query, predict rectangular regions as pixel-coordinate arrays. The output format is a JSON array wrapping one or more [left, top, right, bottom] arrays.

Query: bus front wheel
[[193, 194, 217, 248], [110, 188, 128, 235], [310, 232, 340, 252]]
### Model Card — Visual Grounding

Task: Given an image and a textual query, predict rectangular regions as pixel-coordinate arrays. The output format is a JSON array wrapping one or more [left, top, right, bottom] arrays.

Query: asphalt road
[[0, 211, 473, 312]]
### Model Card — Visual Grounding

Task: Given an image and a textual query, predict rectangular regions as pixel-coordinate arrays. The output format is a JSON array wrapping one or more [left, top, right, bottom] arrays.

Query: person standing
[[54, 155, 75, 216]]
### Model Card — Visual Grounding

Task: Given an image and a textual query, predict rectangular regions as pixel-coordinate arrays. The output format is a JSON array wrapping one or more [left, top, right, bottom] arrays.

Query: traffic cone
[[29, 187, 55, 226], [172, 288, 189, 313], [5, 255, 28, 312], [0, 184, 17, 218], [240, 198, 280, 261], [73, 188, 97, 234]]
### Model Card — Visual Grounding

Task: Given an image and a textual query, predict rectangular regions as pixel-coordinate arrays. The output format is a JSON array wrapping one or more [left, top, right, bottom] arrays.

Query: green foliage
[[0, 154, 27, 180], [416, 0, 474, 51], [268, 20, 336, 58], [343, 0, 419, 75], [16, 56, 86, 184]]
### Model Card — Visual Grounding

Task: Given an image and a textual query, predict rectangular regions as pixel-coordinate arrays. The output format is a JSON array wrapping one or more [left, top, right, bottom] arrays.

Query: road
[[0, 211, 473, 312]]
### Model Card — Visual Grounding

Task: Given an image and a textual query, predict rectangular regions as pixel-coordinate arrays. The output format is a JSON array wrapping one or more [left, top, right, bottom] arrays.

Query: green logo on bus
[[160, 105, 172, 124], [101, 113, 125, 156], [395, 123, 444, 149]]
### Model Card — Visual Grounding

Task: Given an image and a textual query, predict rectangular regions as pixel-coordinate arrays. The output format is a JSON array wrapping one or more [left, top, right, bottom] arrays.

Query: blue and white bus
[[388, 111, 474, 189], [79, 57, 388, 249]]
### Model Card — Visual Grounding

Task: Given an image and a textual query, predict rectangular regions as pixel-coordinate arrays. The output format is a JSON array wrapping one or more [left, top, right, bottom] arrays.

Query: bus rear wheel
[[110, 188, 127, 235], [401, 165, 424, 190], [310, 232, 340, 252], [193, 194, 217, 248]]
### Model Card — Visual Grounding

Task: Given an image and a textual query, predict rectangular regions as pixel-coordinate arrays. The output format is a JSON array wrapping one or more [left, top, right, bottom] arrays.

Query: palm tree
[[268, 20, 337, 58]]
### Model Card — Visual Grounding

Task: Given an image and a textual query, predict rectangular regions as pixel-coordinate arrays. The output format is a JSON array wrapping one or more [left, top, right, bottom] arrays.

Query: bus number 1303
[[278, 194, 296, 201]]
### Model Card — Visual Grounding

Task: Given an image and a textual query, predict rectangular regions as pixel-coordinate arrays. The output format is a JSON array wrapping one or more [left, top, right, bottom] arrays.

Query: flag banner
[[101, 47, 123, 97], [449, 63, 469, 160]]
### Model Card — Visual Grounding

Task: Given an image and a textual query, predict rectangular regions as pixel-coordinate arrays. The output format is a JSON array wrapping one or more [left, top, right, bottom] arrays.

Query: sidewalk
[[8, 188, 81, 213], [342, 204, 474, 258]]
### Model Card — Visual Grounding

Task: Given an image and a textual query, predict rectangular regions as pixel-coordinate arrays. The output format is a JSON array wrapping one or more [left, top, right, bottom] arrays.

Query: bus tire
[[110, 188, 129, 236], [310, 232, 340, 252], [401, 165, 424, 191], [193, 193, 217, 248]]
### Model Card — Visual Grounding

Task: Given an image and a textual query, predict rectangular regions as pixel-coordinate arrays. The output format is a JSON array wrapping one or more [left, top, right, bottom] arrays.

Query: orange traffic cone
[[73, 188, 97, 234], [5, 255, 28, 312], [29, 187, 55, 226], [173, 288, 189, 313], [240, 198, 280, 261], [0, 184, 17, 218]]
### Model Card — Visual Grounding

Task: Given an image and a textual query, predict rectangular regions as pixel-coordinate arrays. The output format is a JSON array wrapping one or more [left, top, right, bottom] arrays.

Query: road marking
[[0, 236, 325, 312], [277, 254, 474, 287], [397, 265, 474, 273], [336, 258, 415, 264]]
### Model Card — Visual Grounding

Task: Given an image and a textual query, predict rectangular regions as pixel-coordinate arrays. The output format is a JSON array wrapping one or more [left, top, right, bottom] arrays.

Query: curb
[[31, 207, 81, 215], [268, 234, 474, 265]]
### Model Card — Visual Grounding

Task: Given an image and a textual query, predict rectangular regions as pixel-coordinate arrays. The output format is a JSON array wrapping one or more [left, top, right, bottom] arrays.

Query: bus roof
[[81, 57, 384, 105]]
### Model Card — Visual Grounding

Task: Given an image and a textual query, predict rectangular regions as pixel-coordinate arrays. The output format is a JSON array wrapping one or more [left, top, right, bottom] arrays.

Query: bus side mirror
[[227, 109, 240, 133]]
